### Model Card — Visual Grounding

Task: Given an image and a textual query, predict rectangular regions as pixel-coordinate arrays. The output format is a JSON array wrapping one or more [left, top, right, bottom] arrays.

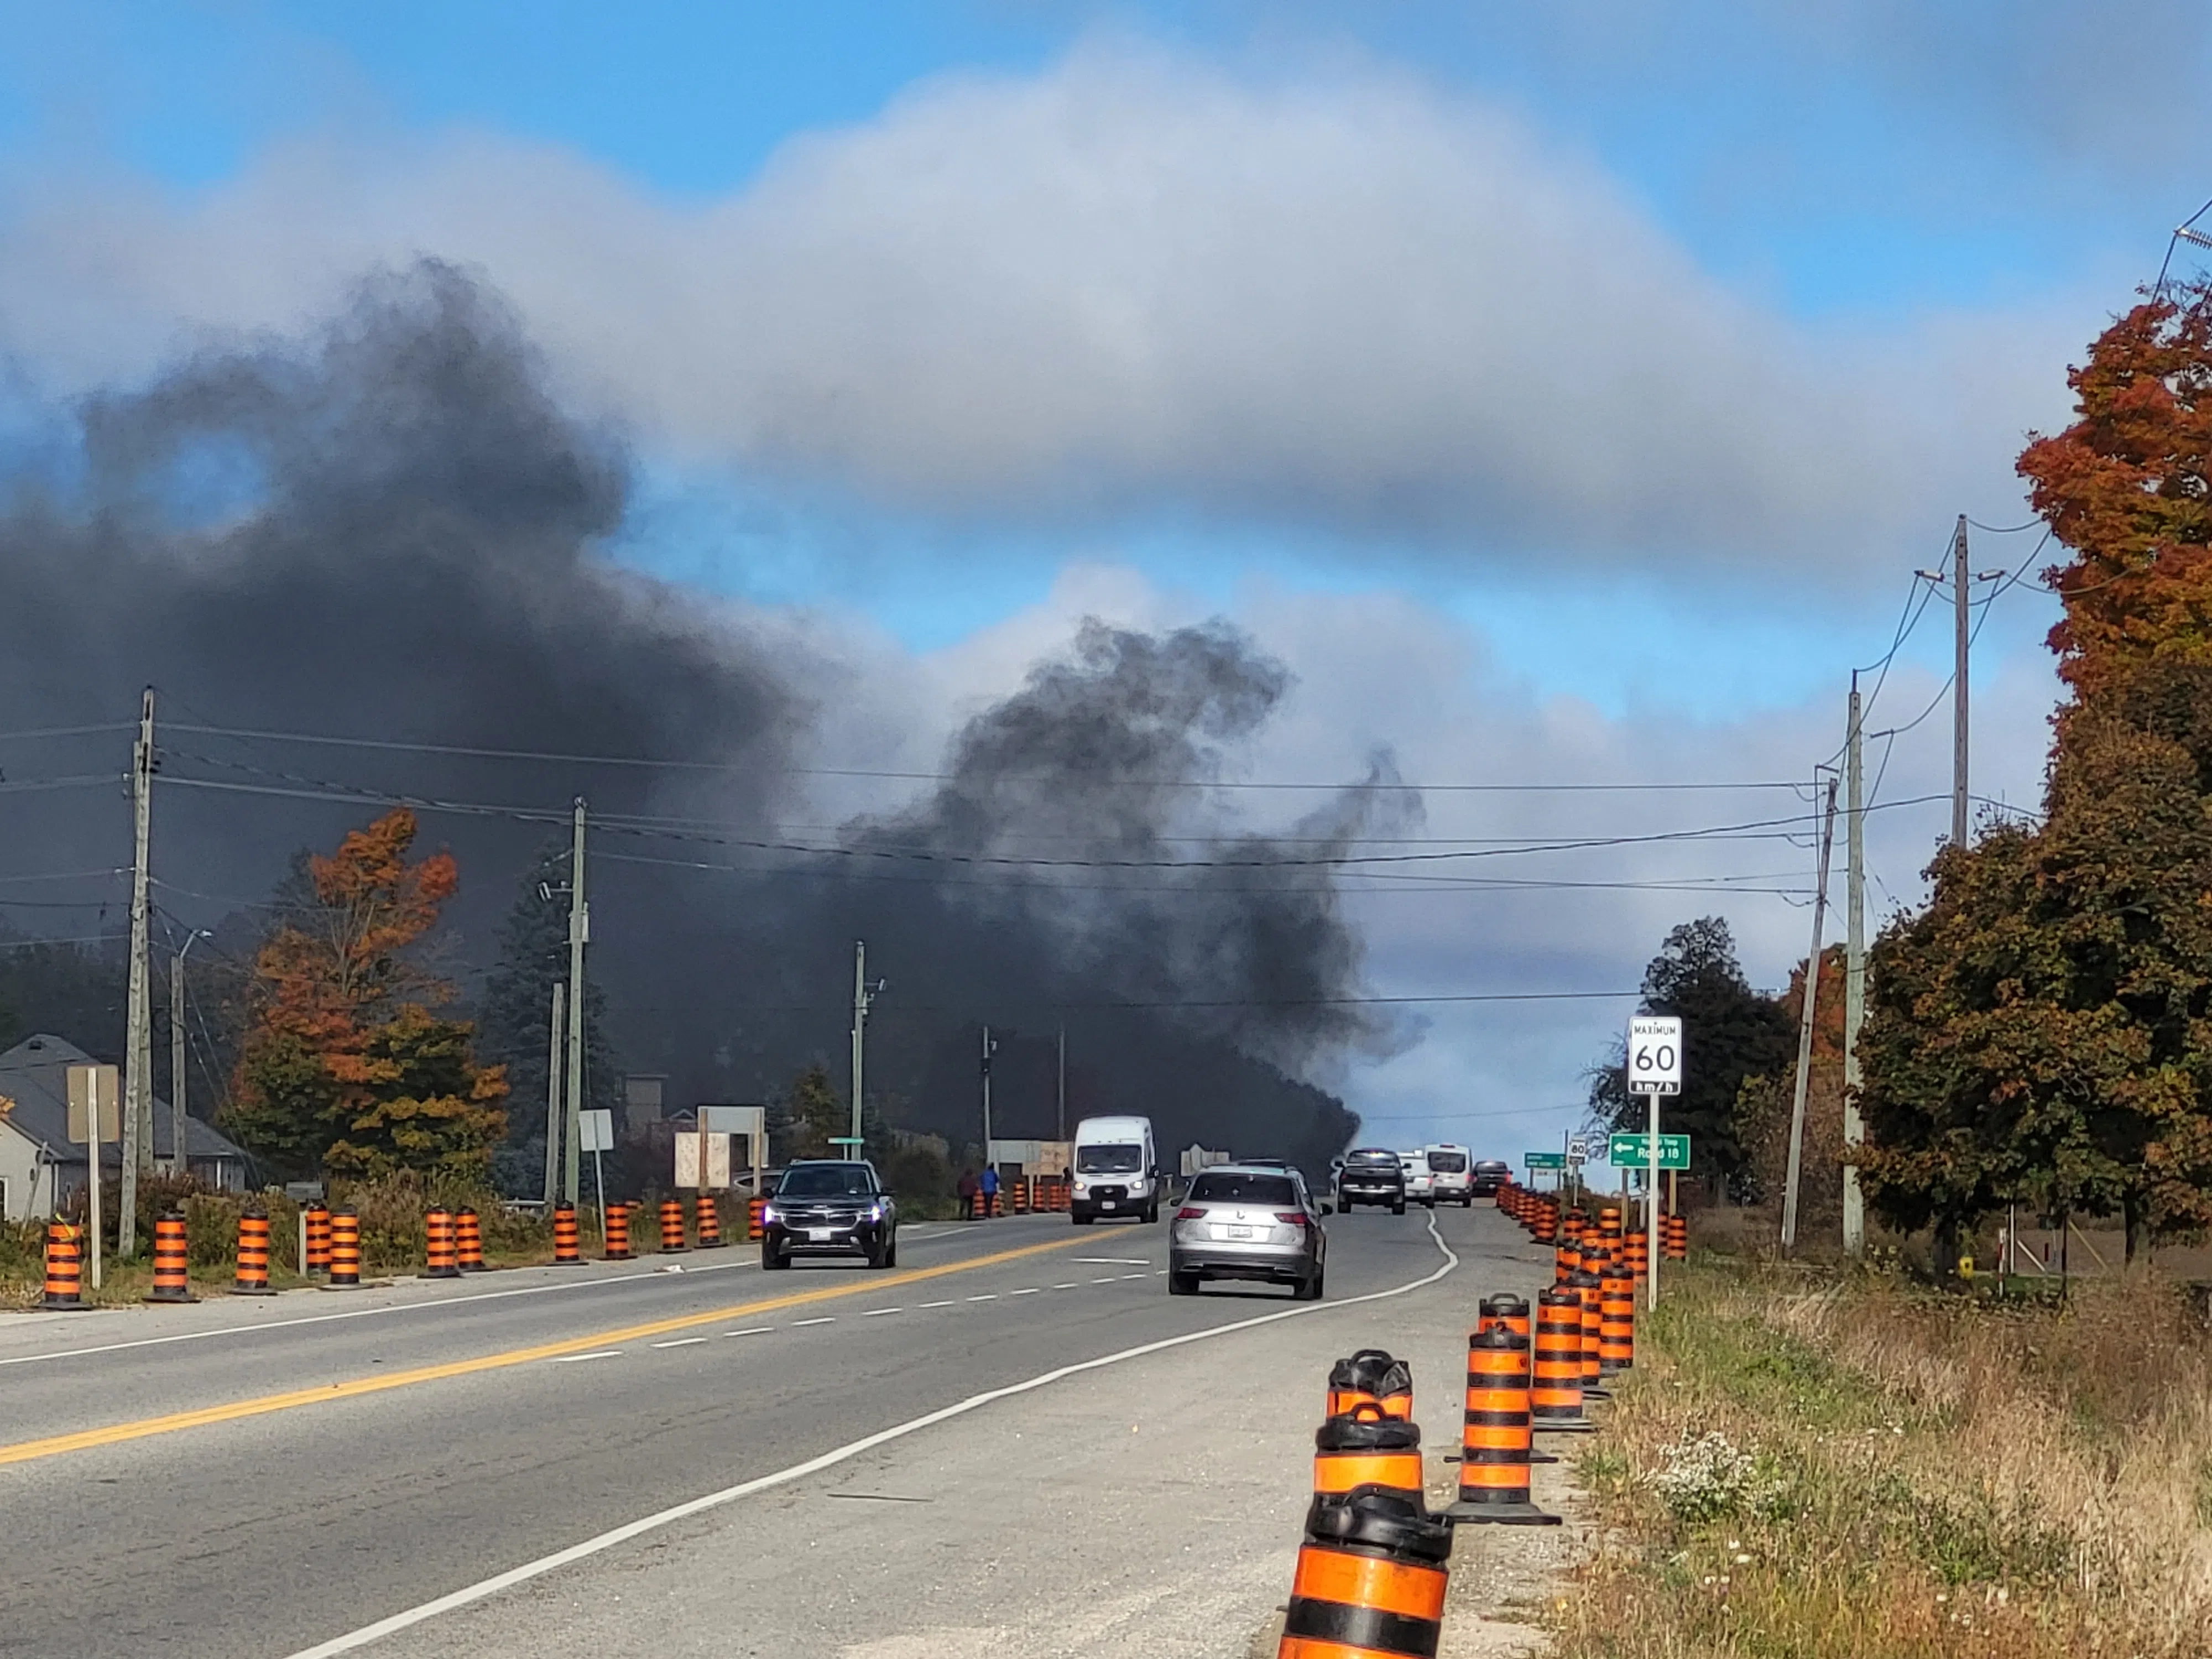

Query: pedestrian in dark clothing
[[956, 1168, 979, 1220], [979, 1165, 1000, 1219]]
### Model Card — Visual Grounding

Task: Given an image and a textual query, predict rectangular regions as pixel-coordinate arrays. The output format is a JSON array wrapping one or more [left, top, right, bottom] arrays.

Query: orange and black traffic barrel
[[747, 1196, 767, 1240], [1562, 1208, 1587, 1245], [1279, 1490, 1453, 1659], [304, 1202, 332, 1277], [604, 1202, 633, 1261], [1625, 1229, 1649, 1284], [696, 1194, 724, 1248], [1477, 1292, 1530, 1341], [658, 1197, 688, 1253], [1327, 1349, 1414, 1422], [328, 1207, 362, 1288], [146, 1209, 196, 1303], [1568, 1266, 1610, 1400], [1598, 1204, 1623, 1246], [1599, 1258, 1635, 1374], [1554, 1235, 1580, 1285], [1313, 1404, 1426, 1509], [1444, 1326, 1560, 1526], [40, 1219, 86, 1310], [424, 1206, 461, 1279], [1664, 1211, 1687, 1261], [1531, 1286, 1595, 1434], [1533, 1198, 1558, 1244], [552, 1201, 583, 1265], [456, 1207, 488, 1272], [234, 1207, 276, 1295]]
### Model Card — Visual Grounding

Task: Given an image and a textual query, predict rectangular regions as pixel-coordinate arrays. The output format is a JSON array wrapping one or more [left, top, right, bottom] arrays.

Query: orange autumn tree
[[225, 809, 508, 1180]]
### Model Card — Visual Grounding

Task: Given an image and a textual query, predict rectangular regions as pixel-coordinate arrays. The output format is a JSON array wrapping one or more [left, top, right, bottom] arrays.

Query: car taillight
[[1175, 1207, 1207, 1221], [1275, 1212, 1308, 1227]]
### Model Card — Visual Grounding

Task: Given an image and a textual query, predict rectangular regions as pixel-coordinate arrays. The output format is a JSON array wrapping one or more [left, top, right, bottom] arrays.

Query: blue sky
[[2, 1, 2194, 1149]]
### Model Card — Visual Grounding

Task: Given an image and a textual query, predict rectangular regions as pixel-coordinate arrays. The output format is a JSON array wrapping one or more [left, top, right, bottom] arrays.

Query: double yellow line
[[0, 1233, 1092, 1468]]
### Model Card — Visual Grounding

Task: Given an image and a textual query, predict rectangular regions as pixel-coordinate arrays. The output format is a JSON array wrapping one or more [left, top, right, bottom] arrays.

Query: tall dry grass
[[1550, 1262, 2212, 1659]]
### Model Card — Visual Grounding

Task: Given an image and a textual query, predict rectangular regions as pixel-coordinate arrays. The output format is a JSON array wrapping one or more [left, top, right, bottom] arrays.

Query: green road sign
[[1524, 1151, 1566, 1170], [1608, 1132, 1691, 1170]]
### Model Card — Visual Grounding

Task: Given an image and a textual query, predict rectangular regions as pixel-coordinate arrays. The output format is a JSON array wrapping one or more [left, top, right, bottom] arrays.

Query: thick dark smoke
[[0, 262, 1400, 1173]]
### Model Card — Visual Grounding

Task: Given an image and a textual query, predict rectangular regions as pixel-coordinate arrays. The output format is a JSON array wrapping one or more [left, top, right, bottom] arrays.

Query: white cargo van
[[1422, 1144, 1473, 1206], [1398, 1151, 1436, 1207], [1071, 1115, 1160, 1224]]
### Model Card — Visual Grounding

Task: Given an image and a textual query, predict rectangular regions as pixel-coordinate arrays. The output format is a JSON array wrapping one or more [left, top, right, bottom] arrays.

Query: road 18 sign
[[1609, 1132, 1691, 1170], [1627, 1015, 1683, 1096]]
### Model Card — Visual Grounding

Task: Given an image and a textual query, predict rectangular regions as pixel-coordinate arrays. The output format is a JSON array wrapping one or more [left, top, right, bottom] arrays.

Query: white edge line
[[279, 1214, 1458, 1659], [0, 1259, 760, 1369]]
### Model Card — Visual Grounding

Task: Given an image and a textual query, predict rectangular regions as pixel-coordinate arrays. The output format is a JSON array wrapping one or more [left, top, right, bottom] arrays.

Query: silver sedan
[[1167, 1165, 1326, 1298]]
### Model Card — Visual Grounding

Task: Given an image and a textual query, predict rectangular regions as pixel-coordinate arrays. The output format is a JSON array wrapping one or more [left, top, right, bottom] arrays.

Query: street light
[[170, 930, 213, 1178]]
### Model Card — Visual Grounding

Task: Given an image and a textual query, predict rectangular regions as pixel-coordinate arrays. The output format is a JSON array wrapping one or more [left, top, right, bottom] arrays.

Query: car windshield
[[1427, 1152, 1467, 1173], [778, 1165, 875, 1198], [1188, 1172, 1298, 1207], [1077, 1142, 1144, 1174]]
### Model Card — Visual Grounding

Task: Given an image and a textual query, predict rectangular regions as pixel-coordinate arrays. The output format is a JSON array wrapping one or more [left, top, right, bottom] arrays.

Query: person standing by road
[[979, 1164, 1000, 1219], [957, 1168, 979, 1220]]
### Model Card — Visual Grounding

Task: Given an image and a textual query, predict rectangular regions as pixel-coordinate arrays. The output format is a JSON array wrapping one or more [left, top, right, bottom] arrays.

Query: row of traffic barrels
[[1277, 1298, 1645, 1659], [39, 1203, 377, 1309], [549, 1196, 745, 1264], [1498, 1182, 1690, 1267]]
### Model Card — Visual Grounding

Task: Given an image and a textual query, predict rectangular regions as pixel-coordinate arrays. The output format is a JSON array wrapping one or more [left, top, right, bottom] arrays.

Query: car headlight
[[760, 1204, 779, 1225], [866, 1203, 884, 1222]]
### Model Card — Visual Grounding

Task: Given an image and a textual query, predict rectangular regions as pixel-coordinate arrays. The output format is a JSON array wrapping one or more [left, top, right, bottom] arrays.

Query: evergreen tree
[[475, 841, 620, 1196]]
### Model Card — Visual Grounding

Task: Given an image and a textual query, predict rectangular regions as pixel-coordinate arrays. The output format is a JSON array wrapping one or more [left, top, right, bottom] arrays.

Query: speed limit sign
[[1627, 1015, 1683, 1095]]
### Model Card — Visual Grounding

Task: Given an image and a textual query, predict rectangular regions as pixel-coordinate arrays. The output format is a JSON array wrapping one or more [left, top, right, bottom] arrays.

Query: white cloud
[[0, 38, 2081, 575]]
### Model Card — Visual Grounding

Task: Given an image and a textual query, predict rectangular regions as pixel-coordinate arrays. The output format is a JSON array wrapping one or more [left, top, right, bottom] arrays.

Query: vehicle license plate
[[807, 1228, 834, 1241], [1101, 1200, 1116, 1210], [1214, 1224, 1258, 1240]]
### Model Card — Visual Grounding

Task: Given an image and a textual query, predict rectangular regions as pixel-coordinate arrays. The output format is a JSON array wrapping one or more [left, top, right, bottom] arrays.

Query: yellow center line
[[0, 1233, 1094, 1468]]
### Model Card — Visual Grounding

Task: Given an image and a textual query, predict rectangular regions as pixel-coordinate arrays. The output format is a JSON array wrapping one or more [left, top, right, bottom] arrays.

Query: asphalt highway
[[0, 1202, 1548, 1659]]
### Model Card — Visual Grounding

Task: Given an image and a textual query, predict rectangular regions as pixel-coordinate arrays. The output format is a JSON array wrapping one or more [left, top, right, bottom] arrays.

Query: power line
[[0, 723, 135, 742], [163, 721, 1802, 795]]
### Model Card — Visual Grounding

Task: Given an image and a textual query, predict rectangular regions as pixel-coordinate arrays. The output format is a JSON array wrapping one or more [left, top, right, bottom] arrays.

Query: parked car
[[1168, 1164, 1326, 1298], [1336, 1147, 1407, 1214], [759, 1160, 898, 1270], [1470, 1159, 1511, 1197]]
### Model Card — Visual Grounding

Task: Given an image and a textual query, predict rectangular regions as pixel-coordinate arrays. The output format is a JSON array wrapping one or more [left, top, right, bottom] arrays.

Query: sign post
[[1626, 1015, 1683, 1308], [578, 1108, 614, 1244], [66, 1063, 119, 1291]]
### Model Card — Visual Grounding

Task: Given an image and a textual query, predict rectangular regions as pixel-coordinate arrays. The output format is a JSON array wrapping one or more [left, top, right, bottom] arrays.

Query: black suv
[[1470, 1159, 1511, 1197], [1335, 1147, 1407, 1214], [760, 1160, 899, 1270]]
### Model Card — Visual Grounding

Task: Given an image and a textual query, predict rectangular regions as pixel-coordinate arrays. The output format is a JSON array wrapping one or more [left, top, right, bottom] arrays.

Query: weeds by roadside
[[1548, 1259, 2212, 1658]]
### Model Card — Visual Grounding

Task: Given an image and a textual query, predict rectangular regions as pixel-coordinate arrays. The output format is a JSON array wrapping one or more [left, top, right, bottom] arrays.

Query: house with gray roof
[[0, 1034, 253, 1220]]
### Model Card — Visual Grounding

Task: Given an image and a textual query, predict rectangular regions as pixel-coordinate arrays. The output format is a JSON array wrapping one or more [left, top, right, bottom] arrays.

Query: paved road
[[0, 1203, 1547, 1659]]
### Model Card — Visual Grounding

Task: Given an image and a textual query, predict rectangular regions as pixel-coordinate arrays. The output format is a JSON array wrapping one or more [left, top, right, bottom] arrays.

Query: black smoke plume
[[0, 263, 1402, 1174]]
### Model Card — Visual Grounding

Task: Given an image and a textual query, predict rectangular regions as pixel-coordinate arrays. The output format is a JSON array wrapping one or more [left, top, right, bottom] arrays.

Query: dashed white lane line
[[1052, 1283, 1080, 1290], [1119, 1273, 1149, 1281], [791, 1317, 837, 1328], [1008, 1287, 1040, 1296], [966, 1294, 998, 1302], [650, 1338, 707, 1350], [723, 1327, 775, 1338], [860, 1308, 903, 1318], [917, 1301, 956, 1309], [550, 1350, 623, 1364], [1089, 1277, 1118, 1284], [1070, 1258, 1152, 1265]]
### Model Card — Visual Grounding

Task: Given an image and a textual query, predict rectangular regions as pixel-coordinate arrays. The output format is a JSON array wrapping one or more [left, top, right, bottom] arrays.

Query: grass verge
[[1547, 1258, 2212, 1658]]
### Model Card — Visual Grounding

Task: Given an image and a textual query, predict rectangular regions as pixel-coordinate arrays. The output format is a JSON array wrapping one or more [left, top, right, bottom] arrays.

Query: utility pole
[[1781, 771, 1840, 1253], [1056, 1024, 1067, 1141], [120, 687, 155, 1256], [1952, 514, 1970, 848], [847, 943, 885, 1149], [170, 930, 209, 1177], [980, 1025, 999, 1164], [542, 981, 566, 1206], [1842, 676, 1867, 1258], [563, 800, 587, 1208]]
